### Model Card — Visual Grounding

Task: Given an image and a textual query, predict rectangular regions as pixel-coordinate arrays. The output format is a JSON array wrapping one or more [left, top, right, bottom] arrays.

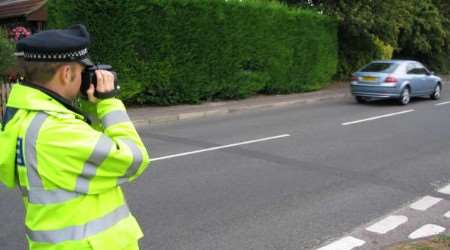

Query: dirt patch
[[386, 235, 450, 250]]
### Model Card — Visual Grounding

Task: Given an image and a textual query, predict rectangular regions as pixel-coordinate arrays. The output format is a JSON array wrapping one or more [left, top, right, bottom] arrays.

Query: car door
[[406, 63, 425, 95], [416, 63, 434, 93]]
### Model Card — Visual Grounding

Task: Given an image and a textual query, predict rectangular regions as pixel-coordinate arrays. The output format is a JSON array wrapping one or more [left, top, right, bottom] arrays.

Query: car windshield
[[360, 63, 398, 73]]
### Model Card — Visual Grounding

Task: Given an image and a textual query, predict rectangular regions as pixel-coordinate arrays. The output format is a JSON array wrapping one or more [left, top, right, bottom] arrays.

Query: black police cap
[[16, 24, 93, 66]]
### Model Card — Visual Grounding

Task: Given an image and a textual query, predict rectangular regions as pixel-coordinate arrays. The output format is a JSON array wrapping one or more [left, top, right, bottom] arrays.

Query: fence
[[0, 81, 13, 122]]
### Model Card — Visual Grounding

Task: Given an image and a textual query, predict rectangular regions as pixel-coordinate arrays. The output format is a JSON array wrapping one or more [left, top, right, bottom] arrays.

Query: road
[[2, 89, 450, 249]]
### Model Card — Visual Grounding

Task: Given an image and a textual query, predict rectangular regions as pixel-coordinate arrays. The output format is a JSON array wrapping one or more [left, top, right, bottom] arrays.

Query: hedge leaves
[[48, 0, 337, 105]]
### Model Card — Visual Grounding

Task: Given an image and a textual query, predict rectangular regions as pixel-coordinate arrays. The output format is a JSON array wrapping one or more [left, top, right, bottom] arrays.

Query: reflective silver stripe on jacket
[[75, 135, 113, 193], [28, 188, 81, 204], [25, 112, 82, 204], [102, 110, 130, 128], [25, 112, 47, 189], [118, 139, 143, 184], [27, 204, 130, 243]]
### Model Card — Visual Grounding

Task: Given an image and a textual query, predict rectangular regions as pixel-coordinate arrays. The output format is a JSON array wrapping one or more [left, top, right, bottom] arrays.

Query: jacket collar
[[6, 82, 91, 123]]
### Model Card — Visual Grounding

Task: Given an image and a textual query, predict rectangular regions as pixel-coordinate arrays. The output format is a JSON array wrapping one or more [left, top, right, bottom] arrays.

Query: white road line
[[438, 184, 450, 195], [317, 236, 366, 250], [408, 224, 446, 239], [366, 215, 408, 234], [409, 196, 442, 211], [435, 101, 450, 106], [444, 211, 450, 218], [341, 109, 415, 126], [151, 134, 291, 162]]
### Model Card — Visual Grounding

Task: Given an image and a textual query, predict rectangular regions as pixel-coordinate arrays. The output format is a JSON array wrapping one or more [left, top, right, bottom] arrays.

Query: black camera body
[[80, 64, 120, 99]]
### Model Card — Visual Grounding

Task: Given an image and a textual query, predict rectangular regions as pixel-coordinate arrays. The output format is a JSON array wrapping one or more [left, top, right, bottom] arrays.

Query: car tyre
[[398, 87, 410, 105], [355, 96, 367, 103], [430, 84, 441, 100]]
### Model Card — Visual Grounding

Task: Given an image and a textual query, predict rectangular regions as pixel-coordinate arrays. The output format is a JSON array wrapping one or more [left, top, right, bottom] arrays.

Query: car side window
[[406, 64, 416, 74], [407, 64, 427, 75], [421, 65, 431, 75], [415, 67, 428, 75]]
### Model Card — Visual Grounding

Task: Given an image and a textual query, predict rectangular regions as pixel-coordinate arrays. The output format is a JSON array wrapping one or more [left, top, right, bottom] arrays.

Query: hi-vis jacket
[[0, 83, 150, 250]]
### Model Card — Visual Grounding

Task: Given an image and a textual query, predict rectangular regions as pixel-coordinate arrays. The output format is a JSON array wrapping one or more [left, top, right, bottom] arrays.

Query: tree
[[278, 0, 450, 75], [395, 0, 450, 72]]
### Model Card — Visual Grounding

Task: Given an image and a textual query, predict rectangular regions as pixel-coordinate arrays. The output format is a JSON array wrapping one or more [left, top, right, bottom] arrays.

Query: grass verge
[[387, 235, 450, 250]]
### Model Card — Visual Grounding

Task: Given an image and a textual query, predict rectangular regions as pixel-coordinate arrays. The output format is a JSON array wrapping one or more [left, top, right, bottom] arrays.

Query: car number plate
[[362, 76, 377, 81]]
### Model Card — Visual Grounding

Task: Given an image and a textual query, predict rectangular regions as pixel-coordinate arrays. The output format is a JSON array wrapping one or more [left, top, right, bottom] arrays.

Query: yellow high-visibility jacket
[[0, 83, 150, 250]]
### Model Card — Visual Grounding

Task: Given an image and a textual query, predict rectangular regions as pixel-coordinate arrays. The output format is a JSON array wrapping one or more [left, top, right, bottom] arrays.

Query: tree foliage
[[396, 0, 450, 72], [279, 0, 450, 76]]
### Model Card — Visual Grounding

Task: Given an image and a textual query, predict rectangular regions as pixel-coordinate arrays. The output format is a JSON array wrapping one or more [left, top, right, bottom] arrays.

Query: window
[[360, 63, 398, 73], [407, 64, 428, 75]]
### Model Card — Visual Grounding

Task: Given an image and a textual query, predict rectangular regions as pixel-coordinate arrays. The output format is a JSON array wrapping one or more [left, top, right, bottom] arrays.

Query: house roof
[[0, 0, 47, 20]]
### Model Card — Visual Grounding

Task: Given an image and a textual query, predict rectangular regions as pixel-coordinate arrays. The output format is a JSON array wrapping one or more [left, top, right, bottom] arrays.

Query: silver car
[[351, 60, 443, 105]]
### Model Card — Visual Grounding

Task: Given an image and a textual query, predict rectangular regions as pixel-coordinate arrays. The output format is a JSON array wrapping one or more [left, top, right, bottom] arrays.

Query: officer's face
[[67, 63, 85, 100]]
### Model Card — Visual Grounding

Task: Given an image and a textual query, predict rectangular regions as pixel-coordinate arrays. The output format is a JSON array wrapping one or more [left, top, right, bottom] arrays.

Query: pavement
[[127, 81, 350, 127], [127, 75, 450, 127]]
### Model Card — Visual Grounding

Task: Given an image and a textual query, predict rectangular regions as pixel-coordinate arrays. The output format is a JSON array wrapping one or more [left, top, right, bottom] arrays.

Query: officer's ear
[[58, 63, 76, 86]]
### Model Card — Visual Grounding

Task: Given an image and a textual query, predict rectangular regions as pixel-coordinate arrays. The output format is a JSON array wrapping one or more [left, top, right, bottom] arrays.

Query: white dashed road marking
[[409, 196, 442, 211], [341, 109, 415, 126], [438, 184, 450, 195], [444, 211, 450, 218], [317, 236, 366, 250], [366, 215, 408, 234], [435, 101, 450, 106], [152, 134, 290, 161], [408, 224, 446, 239], [317, 182, 450, 249]]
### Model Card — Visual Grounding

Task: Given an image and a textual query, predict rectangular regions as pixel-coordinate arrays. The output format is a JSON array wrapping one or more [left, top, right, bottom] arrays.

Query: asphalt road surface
[[2, 88, 450, 250]]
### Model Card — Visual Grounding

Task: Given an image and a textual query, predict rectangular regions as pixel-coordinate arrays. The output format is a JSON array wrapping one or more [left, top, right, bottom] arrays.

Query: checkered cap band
[[23, 48, 88, 61]]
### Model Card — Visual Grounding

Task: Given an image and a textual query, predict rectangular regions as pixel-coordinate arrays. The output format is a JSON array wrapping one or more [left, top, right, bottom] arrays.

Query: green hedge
[[48, 0, 337, 105]]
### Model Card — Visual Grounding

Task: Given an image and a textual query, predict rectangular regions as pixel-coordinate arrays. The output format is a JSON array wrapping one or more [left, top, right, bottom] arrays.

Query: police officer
[[0, 24, 150, 249]]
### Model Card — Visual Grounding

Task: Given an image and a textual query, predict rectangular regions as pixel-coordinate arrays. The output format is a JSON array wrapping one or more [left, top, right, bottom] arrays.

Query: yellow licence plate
[[362, 76, 377, 81]]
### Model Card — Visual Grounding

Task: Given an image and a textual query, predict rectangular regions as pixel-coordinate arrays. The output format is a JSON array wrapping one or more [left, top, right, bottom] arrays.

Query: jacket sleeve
[[36, 98, 150, 194], [77, 98, 103, 131]]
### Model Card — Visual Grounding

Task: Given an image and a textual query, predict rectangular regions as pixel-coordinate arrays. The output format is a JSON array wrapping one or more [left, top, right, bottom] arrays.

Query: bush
[[48, 0, 337, 105], [373, 37, 394, 60], [280, 0, 450, 77], [395, 0, 450, 73]]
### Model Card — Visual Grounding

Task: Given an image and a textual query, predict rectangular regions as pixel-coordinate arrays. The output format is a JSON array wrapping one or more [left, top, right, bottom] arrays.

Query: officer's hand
[[95, 70, 115, 94], [86, 83, 97, 103], [86, 70, 115, 103]]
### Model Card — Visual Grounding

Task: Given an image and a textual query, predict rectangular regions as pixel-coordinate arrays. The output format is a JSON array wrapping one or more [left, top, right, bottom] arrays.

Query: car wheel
[[355, 96, 366, 103], [430, 84, 441, 100], [398, 87, 410, 105]]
